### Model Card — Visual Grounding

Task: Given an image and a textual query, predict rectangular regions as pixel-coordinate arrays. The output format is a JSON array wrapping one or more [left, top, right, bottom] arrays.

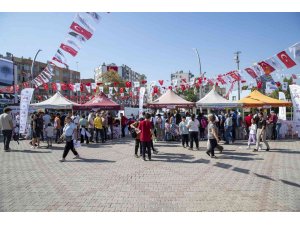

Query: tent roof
[[147, 89, 194, 108], [238, 90, 292, 107], [73, 93, 120, 110], [31, 92, 79, 109], [196, 89, 242, 108]]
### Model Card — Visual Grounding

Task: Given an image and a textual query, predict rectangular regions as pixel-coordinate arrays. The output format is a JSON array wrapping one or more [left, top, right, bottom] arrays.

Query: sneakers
[[188, 147, 193, 150], [253, 149, 258, 152], [73, 155, 80, 159], [211, 155, 217, 159], [153, 150, 158, 154], [206, 151, 211, 157], [142, 157, 146, 161], [196, 147, 200, 150], [134, 154, 139, 158], [266, 148, 270, 151], [59, 158, 66, 162], [247, 146, 250, 149]]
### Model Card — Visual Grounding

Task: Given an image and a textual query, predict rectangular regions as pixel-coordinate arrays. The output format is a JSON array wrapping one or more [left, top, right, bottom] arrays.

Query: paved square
[[1, 138, 300, 211]]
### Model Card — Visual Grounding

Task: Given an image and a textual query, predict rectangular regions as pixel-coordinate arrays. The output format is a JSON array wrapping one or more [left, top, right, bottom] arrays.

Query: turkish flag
[[113, 82, 119, 87], [68, 83, 74, 91], [119, 87, 124, 93], [168, 86, 172, 90], [227, 71, 241, 81], [70, 22, 93, 40], [158, 80, 164, 86], [51, 83, 57, 91], [85, 82, 91, 86], [141, 80, 147, 84], [257, 81, 263, 89], [217, 76, 226, 85], [80, 83, 85, 91], [258, 61, 275, 75], [277, 51, 296, 68], [60, 43, 78, 57], [61, 83, 68, 91], [180, 85, 186, 91], [43, 83, 49, 91], [275, 82, 281, 87], [125, 81, 132, 88], [244, 68, 258, 79], [153, 86, 158, 94]]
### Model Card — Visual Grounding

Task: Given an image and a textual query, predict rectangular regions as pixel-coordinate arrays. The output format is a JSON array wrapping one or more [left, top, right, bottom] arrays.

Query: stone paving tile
[[1, 138, 300, 211]]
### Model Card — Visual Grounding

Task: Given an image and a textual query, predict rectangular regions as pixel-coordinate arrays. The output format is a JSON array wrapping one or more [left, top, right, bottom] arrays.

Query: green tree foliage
[[177, 88, 198, 102]]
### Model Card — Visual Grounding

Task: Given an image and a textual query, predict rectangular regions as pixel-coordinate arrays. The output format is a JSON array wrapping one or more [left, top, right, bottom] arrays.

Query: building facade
[[0, 52, 80, 102], [94, 63, 147, 83], [171, 71, 194, 85]]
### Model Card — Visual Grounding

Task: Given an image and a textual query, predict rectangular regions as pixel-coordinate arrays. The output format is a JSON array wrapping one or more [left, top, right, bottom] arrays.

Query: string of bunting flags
[[31, 12, 101, 88]]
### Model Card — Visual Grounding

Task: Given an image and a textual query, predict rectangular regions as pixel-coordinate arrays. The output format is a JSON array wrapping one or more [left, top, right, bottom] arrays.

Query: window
[[232, 96, 236, 101]]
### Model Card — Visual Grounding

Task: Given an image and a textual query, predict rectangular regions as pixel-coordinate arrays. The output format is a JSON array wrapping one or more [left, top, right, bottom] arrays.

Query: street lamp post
[[234, 51, 241, 100], [30, 49, 42, 88]]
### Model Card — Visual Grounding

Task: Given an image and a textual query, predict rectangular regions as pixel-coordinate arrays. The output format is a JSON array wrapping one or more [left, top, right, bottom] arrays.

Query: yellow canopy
[[238, 90, 292, 108]]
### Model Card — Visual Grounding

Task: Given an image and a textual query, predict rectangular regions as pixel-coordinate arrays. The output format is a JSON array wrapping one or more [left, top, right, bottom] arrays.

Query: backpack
[[201, 118, 207, 128], [131, 129, 137, 138]]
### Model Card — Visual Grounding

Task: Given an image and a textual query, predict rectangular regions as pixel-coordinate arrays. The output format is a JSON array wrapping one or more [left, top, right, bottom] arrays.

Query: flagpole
[[193, 48, 203, 112], [234, 51, 241, 100], [30, 49, 42, 89]]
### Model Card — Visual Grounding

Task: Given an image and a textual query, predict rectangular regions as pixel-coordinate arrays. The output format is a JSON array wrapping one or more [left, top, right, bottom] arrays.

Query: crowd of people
[[1, 106, 282, 161]]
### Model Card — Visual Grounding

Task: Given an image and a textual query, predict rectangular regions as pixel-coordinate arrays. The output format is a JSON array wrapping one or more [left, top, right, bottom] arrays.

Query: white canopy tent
[[196, 88, 242, 108], [31, 92, 79, 109]]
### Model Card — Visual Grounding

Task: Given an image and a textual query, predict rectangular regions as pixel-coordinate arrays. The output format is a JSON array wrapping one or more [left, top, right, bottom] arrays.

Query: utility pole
[[234, 51, 241, 100]]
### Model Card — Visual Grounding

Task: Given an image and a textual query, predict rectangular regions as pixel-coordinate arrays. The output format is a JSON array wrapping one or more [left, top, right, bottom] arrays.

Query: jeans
[[225, 126, 232, 143], [63, 140, 79, 159], [276, 123, 281, 139], [103, 126, 107, 141], [55, 128, 61, 143], [181, 134, 189, 147], [89, 128, 94, 142], [96, 128, 104, 143], [135, 139, 142, 155], [271, 123, 277, 140], [199, 128, 205, 140], [189, 131, 199, 149], [80, 128, 89, 144], [121, 125, 126, 137], [2, 130, 12, 150], [141, 141, 151, 159]]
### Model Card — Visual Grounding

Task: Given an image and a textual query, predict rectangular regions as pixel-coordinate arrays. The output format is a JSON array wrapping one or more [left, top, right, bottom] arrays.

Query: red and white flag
[[158, 80, 164, 86], [70, 22, 93, 40], [258, 61, 275, 75], [227, 71, 241, 81], [265, 57, 284, 71], [277, 50, 296, 68], [244, 68, 258, 79], [217, 76, 227, 85], [60, 43, 78, 57]]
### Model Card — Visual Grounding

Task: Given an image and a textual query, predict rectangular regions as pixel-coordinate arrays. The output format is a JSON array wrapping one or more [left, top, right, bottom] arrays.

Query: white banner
[[109, 87, 113, 94], [134, 81, 140, 88], [99, 86, 103, 93], [74, 83, 80, 92], [19, 88, 34, 134], [56, 83, 61, 91], [91, 83, 96, 90], [289, 85, 300, 137], [139, 87, 146, 118], [282, 82, 288, 91], [86, 85, 91, 93], [278, 92, 287, 120]]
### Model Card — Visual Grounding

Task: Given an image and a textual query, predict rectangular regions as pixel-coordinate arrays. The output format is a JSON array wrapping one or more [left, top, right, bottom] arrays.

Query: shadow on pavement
[[232, 167, 250, 174], [253, 173, 275, 181], [214, 162, 232, 169], [270, 149, 300, 154], [281, 179, 300, 188], [69, 157, 116, 163], [9, 149, 52, 154]]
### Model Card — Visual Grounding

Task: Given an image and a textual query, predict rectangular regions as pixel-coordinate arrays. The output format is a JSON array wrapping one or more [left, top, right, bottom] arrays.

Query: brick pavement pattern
[[1, 138, 300, 211]]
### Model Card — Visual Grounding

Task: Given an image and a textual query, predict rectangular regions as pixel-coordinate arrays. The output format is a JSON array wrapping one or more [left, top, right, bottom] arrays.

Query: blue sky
[[0, 12, 300, 87]]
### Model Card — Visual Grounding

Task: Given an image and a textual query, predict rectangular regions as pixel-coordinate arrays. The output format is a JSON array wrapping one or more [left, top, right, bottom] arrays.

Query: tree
[[177, 88, 198, 102]]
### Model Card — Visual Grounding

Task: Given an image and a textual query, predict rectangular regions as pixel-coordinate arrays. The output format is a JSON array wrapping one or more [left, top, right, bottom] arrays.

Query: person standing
[[224, 113, 233, 144], [138, 113, 152, 161], [254, 112, 270, 152], [60, 116, 80, 162], [30, 114, 38, 149], [120, 113, 128, 138], [179, 116, 189, 148], [87, 110, 95, 142], [247, 118, 257, 149], [130, 119, 142, 158], [187, 114, 200, 150], [268, 110, 278, 140], [206, 114, 220, 158], [0, 107, 13, 152], [107, 112, 113, 140], [154, 114, 164, 141], [79, 114, 89, 144], [244, 113, 253, 137], [36, 112, 44, 143], [54, 113, 62, 143], [101, 112, 108, 142], [94, 113, 104, 143]]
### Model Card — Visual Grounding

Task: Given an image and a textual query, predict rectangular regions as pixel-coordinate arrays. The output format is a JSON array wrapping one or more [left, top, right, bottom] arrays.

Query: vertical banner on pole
[[19, 88, 34, 134], [289, 85, 300, 137], [278, 92, 287, 120], [139, 87, 146, 118]]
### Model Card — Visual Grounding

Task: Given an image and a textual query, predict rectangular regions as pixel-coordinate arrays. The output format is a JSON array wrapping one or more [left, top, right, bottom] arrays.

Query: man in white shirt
[[0, 107, 13, 151], [87, 110, 95, 142]]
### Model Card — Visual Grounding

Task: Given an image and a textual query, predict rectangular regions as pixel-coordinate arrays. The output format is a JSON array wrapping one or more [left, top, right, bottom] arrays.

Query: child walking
[[247, 118, 257, 149], [45, 122, 54, 148]]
